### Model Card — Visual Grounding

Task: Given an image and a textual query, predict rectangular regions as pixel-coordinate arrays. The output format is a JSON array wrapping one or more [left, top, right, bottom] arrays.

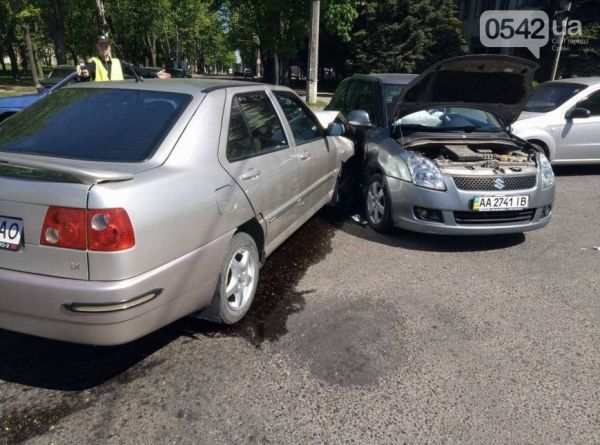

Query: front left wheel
[[365, 173, 393, 233], [218, 232, 260, 324]]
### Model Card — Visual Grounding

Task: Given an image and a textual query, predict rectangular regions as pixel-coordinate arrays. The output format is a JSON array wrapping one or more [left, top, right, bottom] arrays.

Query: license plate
[[0, 217, 24, 251], [472, 196, 529, 211]]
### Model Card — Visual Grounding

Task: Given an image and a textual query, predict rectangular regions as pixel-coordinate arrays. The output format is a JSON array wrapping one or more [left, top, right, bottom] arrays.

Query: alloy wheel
[[225, 247, 257, 311]]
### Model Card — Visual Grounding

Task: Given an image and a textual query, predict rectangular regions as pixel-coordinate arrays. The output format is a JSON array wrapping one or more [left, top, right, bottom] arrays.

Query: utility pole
[[551, 0, 573, 81], [306, 0, 320, 104]]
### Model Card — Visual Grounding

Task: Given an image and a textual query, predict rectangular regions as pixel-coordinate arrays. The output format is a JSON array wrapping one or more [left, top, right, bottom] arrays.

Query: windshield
[[0, 88, 191, 162], [393, 107, 503, 132], [523, 83, 587, 112]]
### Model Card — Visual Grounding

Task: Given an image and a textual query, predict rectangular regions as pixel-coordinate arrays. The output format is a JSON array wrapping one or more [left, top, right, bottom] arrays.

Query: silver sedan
[[0, 79, 353, 345]]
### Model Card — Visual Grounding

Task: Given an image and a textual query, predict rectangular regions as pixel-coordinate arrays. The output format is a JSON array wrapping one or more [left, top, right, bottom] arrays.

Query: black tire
[[364, 173, 393, 233], [218, 232, 260, 324]]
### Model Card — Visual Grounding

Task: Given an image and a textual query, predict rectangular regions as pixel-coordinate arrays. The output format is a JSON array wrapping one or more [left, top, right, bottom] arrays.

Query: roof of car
[[351, 73, 418, 85], [66, 78, 276, 95], [550, 77, 600, 86]]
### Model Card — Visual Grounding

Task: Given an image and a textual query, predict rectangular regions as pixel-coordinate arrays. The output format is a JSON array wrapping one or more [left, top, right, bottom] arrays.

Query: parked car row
[[0, 54, 589, 346]]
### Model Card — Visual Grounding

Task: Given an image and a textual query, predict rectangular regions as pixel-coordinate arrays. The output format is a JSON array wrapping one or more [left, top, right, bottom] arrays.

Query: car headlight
[[377, 151, 411, 181], [406, 154, 446, 191], [539, 154, 555, 189]]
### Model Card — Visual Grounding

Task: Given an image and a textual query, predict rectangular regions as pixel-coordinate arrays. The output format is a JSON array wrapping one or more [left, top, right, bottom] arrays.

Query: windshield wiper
[[399, 124, 497, 133]]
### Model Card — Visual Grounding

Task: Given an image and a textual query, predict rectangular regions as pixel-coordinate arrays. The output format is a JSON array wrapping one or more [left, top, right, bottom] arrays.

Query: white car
[[512, 77, 600, 164]]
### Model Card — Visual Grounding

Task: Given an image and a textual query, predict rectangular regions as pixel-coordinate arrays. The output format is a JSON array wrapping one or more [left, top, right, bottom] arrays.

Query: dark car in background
[[0, 72, 79, 123], [165, 68, 190, 78], [326, 73, 418, 127], [39, 65, 76, 89]]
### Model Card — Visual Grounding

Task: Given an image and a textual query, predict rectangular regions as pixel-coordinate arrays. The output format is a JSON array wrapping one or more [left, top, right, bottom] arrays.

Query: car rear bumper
[[0, 231, 232, 345], [386, 176, 555, 235]]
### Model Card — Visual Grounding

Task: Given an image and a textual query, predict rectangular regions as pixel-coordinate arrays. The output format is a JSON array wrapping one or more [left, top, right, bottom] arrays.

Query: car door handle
[[299, 151, 311, 160], [240, 169, 261, 180]]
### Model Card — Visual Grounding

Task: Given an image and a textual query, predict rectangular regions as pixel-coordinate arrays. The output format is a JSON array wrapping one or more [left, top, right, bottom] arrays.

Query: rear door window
[[274, 92, 324, 144], [226, 92, 288, 162], [0, 88, 191, 162]]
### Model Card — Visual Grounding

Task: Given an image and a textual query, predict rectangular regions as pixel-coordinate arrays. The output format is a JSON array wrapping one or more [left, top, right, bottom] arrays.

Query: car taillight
[[40, 206, 87, 250], [40, 207, 135, 251], [88, 208, 135, 251]]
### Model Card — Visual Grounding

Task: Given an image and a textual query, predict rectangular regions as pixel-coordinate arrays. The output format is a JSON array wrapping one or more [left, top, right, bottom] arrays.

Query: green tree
[[349, 0, 466, 74], [555, 0, 600, 77], [227, 0, 357, 84]]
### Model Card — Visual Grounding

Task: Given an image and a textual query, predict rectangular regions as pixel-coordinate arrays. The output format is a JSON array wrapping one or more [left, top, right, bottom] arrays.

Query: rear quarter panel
[[87, 90, 255, 281]]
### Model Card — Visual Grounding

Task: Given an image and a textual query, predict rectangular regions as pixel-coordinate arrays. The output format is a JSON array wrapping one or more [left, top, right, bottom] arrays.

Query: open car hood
[[392, 55, 539, 125]]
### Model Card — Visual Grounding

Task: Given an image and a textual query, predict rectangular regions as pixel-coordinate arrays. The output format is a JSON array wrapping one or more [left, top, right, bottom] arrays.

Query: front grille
[[453, 175, 537, 191], [454, 210, 536, 225]]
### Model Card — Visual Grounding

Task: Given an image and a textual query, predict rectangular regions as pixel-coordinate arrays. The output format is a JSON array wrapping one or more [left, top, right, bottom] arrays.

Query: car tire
[[365, 173, 393, 233], [218, 232, 260, 324]]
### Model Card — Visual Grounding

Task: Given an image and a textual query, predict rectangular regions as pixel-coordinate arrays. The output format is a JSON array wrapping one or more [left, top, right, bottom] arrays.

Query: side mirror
[[327, 122, 345, 136], [347, 109, 373, 128], [565, 107, 591, 120]]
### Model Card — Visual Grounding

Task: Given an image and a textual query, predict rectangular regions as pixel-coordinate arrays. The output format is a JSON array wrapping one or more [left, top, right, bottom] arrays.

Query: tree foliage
[[349, 0, 466, 74], [227, 0, 358, 84], [556, 0, 600, 77], [1, 0, 234, 75]]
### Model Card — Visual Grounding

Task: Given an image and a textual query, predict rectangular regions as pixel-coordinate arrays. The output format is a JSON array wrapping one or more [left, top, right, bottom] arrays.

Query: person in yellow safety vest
[[80, 35, 124, 81]]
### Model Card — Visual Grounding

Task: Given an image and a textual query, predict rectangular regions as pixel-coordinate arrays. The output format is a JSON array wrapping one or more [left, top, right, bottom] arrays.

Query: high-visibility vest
[[89, 57, 124, 81]]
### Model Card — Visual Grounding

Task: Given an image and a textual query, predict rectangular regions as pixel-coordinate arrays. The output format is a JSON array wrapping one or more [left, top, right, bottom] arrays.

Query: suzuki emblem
[[494, 178, 506, 190]]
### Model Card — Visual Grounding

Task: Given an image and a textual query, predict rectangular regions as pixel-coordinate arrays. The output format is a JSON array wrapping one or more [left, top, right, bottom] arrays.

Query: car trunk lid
[[392, 55, 539, 125], [0, 158, 134, 280]]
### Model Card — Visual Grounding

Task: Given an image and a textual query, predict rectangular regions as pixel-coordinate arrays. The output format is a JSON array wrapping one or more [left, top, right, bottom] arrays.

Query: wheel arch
[[236, 218, 265, 263], [527, 139, 550, 158]]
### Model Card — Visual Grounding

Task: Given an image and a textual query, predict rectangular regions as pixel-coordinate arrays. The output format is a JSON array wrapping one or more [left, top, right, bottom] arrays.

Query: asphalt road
[[1, 166, 599, 444]]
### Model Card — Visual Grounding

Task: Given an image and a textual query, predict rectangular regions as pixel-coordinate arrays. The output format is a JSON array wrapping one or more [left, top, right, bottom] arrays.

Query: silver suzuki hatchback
[[0, 79, 353, 345]]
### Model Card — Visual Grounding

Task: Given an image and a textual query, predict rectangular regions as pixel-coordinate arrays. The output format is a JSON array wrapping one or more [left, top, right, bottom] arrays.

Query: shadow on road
[[322, 210, 526, 253], [0, 217, 335, 391], [553, 165, 600, 176]]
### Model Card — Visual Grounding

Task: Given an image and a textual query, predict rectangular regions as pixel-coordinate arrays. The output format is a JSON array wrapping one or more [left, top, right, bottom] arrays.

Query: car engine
[[406, 141, 539, 175]]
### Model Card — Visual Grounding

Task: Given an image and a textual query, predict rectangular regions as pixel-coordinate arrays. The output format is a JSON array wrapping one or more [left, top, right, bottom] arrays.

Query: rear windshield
[[523, 83, 587, 112], [0, 88, 191, 162]]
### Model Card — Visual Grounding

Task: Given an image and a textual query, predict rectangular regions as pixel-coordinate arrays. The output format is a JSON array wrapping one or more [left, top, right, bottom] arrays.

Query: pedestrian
[[79, 35, 124, 81]]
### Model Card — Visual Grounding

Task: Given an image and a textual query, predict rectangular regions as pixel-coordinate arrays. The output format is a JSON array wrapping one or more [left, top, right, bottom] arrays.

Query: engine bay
[[405, 141, 539, 175]]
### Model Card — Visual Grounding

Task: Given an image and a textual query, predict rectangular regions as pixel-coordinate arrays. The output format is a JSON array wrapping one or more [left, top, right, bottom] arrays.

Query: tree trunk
[[6, 43, 19, 79], [70, 49, 78, 64], [95, 0, 109, 34], [147, 32, 157, 67], [33, 47, 44, 79], [264, 52, 280, 85], [279, 56, 289, 86], [50, 0, 67, 65], [1, 49, 5, 72], [24, 24, 39, 86], [18, 44, 28, 71]]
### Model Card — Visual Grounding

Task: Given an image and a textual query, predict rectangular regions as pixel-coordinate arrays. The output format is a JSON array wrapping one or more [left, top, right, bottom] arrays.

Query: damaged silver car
[[329, 55, 555, 235]]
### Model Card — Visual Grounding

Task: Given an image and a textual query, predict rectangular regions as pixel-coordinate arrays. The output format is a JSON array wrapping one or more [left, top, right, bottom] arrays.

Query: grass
[[307, 100, 329, 111], [0, 66, 51, 97], [0, 85, 37, 98]]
